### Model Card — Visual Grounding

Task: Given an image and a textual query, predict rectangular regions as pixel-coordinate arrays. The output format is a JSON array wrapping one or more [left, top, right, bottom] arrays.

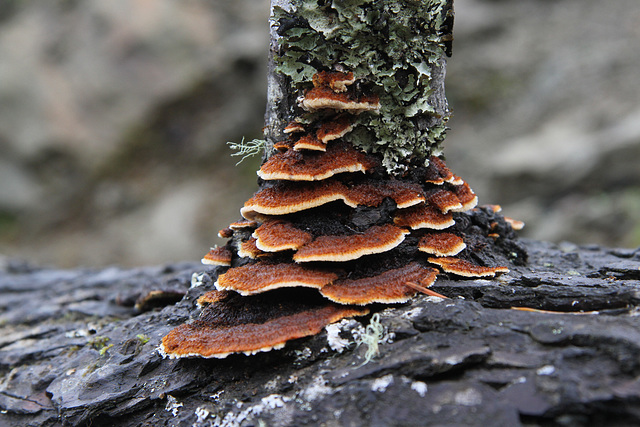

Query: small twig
[[511, 307, 600, 315], [405, 281, 449, 299]]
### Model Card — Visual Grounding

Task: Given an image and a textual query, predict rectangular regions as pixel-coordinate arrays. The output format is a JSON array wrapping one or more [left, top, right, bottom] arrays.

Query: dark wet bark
[[1, 238, 640, 426]]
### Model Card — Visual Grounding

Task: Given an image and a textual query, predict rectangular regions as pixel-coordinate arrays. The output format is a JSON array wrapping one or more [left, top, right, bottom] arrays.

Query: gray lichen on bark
[[264, 0, 453, 173]]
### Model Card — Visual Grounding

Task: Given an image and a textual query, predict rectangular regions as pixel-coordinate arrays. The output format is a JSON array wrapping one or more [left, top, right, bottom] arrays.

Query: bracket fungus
[[237, 237, 264, 259], [161, 289, 368, 359], [320, 263, 439, 305], [201, 246, 232, 267], [302, 87, 380, 113], [215, 263, 338, 295], [393, 204, 455, 230], [160, 0, 526, 360], [258, 141, 377, 181], [418, 233, 467, 257], [292, 224, 409, 263], [253, 220, 313, 252]]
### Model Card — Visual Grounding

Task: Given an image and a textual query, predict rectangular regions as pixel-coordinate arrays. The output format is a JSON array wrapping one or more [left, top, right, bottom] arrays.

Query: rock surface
[[2, 239, 640, 426]]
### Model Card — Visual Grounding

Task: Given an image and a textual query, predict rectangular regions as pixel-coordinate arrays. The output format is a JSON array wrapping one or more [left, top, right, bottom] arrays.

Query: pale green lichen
[[88, 335, 110, 351], [99, 343, 114, 356], [274, 0, 452, 173], [136, 333, 150, 345], [88, 335, 113, 356], [356, 313, 385, 364], [227, 138, 266, 165]]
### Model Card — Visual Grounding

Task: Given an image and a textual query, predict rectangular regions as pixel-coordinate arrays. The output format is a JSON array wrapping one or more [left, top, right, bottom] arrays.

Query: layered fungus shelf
[[161, 71, 523, 359]]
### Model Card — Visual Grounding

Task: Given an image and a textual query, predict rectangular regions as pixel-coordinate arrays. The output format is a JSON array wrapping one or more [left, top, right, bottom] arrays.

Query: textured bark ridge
[[2, 240, 640, 426], [159, 0, 527, 360]]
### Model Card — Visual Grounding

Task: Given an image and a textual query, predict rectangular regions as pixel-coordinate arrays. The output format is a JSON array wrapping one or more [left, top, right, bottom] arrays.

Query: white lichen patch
[[264, 377, 280, 391], [261, 394, 289, 409], [210, 390, 224, 401], [453, 388, 482, 406], [165, 395, 183, 417], [65, 328, 91, 338], [402, 306, 424, 319], [371, 374, 394, 393], [194, 407, 210, 423], [191, 272, 206, 288], [299, 375, 333, 403], [293, 347, 312, 361], [325, 319, 357, 353], [443, 354, 465, 366], [211, 394, 292, 427], [411, 381, 428, 397], [537, 365, 556, 376], [428, 295, 449, 303]]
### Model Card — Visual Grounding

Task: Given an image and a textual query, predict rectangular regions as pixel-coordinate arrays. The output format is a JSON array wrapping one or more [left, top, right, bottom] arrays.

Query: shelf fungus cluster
[[160, 70, 524, 360]]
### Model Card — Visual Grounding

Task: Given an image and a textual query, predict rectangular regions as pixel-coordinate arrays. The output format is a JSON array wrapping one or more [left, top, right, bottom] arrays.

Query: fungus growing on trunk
[[312, 70, 355, 93], [253, 220, 313, 252], [160, 0, 526, 360], [293, 134, 326, 151], [201, 246, 232, 267], [161, 290, 368, 359], [302, 87, 380, 113], [292, 224, 409, 263], [320, 263, 439, 305], [393, 204, 455, 230], [237, 237, 264, 259], [316, 116, 355, 143], [258, 141, 378, 181], [418, 233, 467, 257], [215, 263, 338, 295]]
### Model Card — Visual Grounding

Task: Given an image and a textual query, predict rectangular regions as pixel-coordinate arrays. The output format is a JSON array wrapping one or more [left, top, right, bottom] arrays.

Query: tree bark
[[263, 0, 293, 159]]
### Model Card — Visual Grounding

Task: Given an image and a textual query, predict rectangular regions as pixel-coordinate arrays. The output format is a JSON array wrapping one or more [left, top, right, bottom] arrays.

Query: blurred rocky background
[[0, 0, 638, 268]]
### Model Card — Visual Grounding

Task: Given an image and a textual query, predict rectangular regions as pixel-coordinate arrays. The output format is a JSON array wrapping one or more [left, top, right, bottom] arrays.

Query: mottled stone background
[[0, 0, 638, 267]]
